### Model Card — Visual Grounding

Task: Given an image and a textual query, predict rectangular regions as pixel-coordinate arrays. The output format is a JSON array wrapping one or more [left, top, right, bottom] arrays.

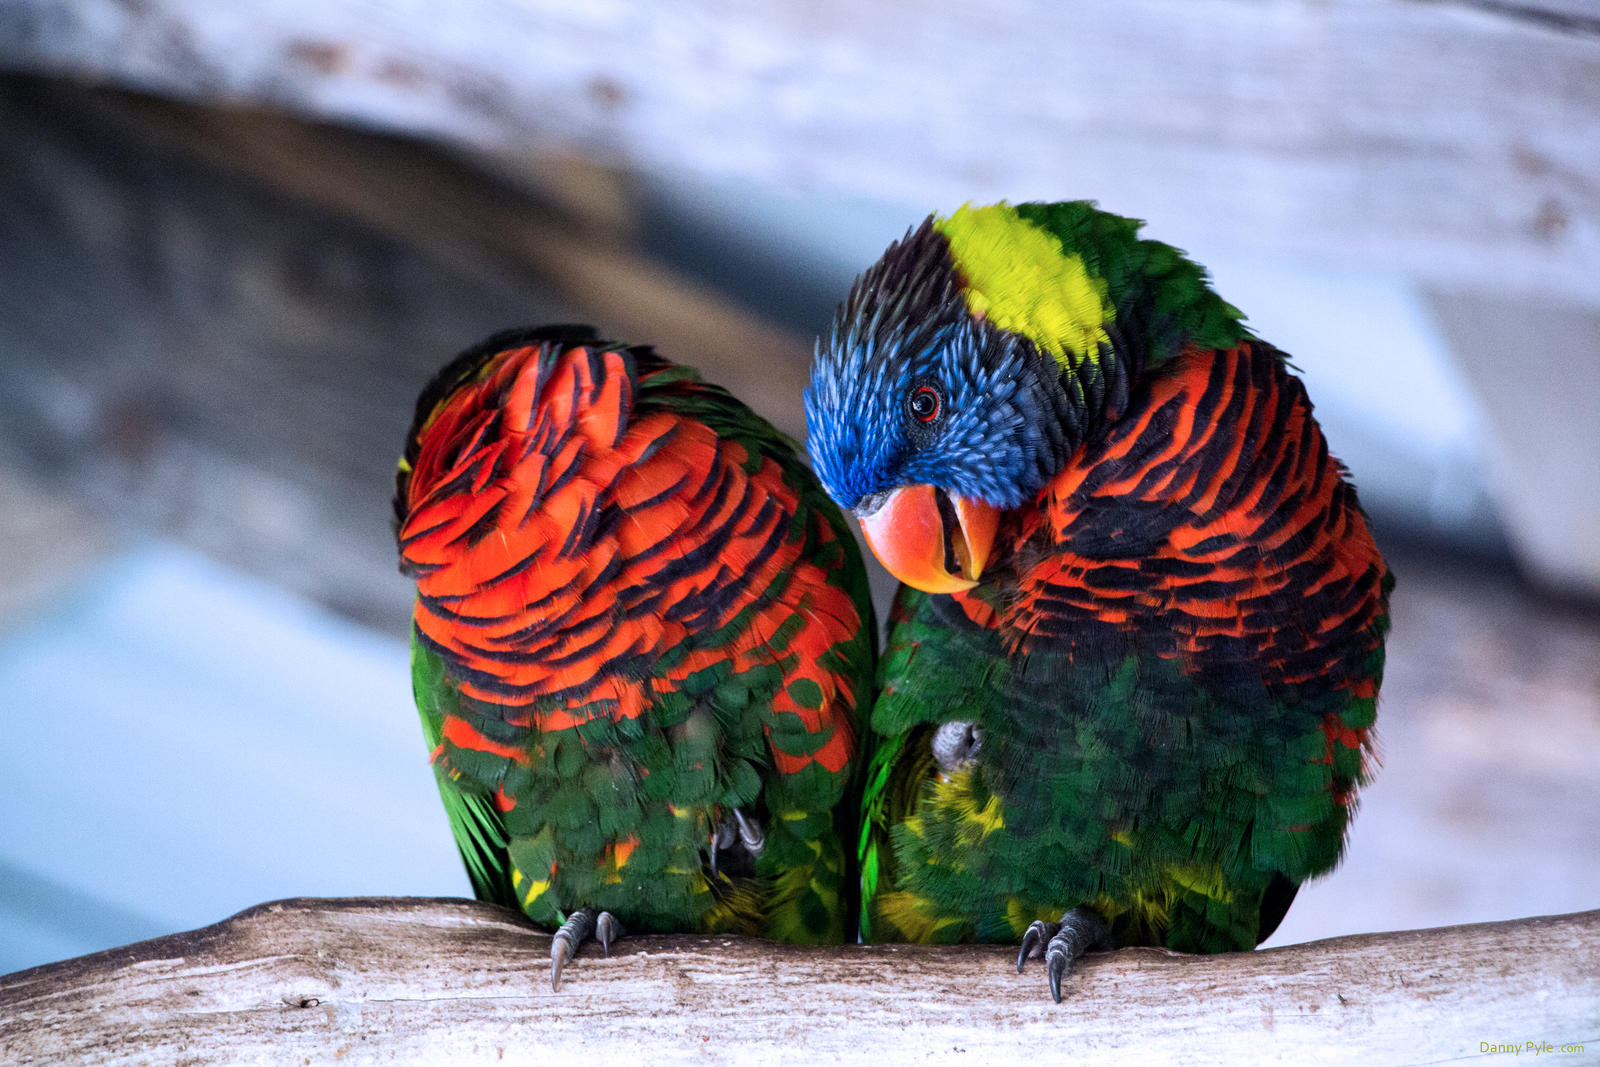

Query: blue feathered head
[[804, 217, 1073, 516]]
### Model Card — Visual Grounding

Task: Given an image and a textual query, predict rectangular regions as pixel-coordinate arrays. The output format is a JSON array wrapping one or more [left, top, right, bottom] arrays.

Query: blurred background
[[1, 2, 1596, 975]]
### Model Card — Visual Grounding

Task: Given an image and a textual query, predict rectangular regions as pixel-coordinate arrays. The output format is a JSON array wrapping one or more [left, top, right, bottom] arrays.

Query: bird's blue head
[[806, 200, 1252, 593], [804, 216, 1075, 593]]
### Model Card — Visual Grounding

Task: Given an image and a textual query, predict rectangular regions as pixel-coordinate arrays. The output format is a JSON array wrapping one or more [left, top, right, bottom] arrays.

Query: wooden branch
[[3, 0, 1598, 303], [2, 899, 1595, 1065]]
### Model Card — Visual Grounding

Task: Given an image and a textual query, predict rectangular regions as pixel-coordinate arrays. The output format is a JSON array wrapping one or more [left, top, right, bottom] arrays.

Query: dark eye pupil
[[910, 387, 940, 421]]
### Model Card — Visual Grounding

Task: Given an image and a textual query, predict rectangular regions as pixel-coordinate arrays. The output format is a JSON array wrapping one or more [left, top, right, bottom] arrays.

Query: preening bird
[[804, 202, 1393, 1001], [396, 325, 873, 988]]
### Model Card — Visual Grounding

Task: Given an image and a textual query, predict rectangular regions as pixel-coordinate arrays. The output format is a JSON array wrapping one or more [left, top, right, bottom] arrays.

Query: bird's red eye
[[909, 386, 942, 423]]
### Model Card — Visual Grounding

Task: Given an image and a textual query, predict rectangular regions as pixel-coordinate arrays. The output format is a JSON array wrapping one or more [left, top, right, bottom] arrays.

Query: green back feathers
[[934, 201, 1252, 376]]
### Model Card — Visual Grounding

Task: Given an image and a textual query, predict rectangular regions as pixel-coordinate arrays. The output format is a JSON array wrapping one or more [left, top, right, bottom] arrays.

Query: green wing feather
[[411, 631, 513, 908]]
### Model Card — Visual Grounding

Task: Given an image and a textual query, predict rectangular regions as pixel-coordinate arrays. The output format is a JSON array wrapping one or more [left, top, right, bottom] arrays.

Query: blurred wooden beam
[[2, 897, 1596, 1065], [3, 0, 1597, 304], [0, 76, 813, 629], [109, 92, 815, 443]]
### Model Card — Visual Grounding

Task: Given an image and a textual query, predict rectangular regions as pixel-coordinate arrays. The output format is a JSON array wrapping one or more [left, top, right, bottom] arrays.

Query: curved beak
[[855, 485, 999, 594]]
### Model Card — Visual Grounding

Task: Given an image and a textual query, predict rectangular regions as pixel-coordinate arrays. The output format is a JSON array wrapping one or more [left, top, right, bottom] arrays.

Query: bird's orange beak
[[856, 485, 999, 594]]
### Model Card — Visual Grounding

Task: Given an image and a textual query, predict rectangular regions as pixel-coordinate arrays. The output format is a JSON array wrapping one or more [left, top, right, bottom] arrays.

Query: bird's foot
[[550, 908, 625, 991], [1016, 906, 1112, 1003], [932, 720, 982, 773], [708, 808, 765, 879]]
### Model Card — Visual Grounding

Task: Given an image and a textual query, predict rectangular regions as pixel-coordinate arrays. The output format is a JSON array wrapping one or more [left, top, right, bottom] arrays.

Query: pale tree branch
[[1, 898, 1595, 1065]]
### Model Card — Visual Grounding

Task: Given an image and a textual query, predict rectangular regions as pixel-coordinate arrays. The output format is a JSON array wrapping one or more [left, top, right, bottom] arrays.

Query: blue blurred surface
[[0, 542, 466, 974]]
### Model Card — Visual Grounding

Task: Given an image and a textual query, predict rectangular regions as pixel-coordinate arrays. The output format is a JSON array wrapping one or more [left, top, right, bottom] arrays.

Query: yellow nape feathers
[[934, 203, 1115, 371]]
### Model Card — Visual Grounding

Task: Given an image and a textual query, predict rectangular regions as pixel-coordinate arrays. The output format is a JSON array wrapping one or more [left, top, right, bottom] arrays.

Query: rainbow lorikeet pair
[[393, 202, 1392, 1000]]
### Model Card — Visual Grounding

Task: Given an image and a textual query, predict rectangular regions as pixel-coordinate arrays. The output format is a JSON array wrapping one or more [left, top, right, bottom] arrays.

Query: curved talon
[[1016, 920, 1055, 972], [1034, 907, 1112, 1003], [1047, 947, 1068, 1004], [550, 908, 598, 991], [595, 912, 624, 957], [550, 936, 573, 992], [731, 809, 765, 857], [710, 820, 736, 878]]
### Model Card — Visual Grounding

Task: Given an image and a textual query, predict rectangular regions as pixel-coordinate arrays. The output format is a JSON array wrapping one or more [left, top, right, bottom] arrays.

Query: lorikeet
[[804, 202, 1393, 1001], [395, 325, 872, 988]]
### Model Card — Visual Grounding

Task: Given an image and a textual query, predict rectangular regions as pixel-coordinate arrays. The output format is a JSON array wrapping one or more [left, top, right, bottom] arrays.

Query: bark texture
[[2, 898, 1595, 1065]]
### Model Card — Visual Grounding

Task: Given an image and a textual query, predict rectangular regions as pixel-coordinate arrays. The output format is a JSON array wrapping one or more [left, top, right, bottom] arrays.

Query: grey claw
[[708, 809, 765, 879], [710, 819, 737, 877], [550, 937, 572, 992], [731, 809, 765, 856], [1038, 907, 1112, 1003], [550, 908, 598, 991], [595, 912, 624, 957], [1017, 920, 1055, 972], [1016, 935, 1032, 973], [1047, 948, 1067, 1003]]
